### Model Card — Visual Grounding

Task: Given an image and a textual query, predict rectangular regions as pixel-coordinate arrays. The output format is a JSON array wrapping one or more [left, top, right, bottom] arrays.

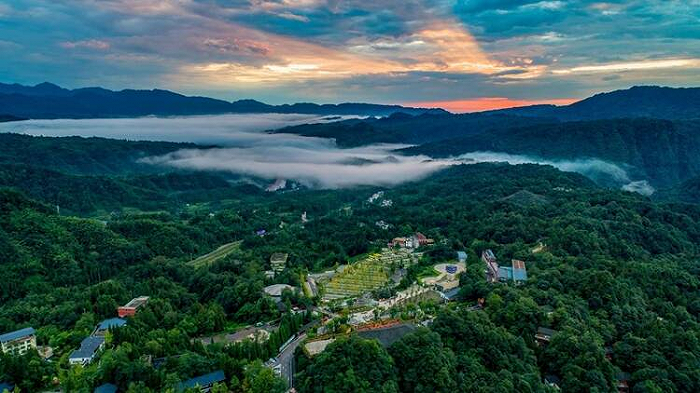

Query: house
[[0, 327, 37, 355], [177, 370, 226, 393], [263, 284, 296, 299], [616, 372, 630, 393], [390, 233, 434, 249], [544, 375, 561, 390], [413, 232, 434, 247], [439, 287, 461, 302], [94, 318, 127, 336], [390, 237, 410, 248], [117, 296, 149, 318], [269, 253, 288, 273], [356, 323, 417, 348], [481, 249, 499, 283], [94, 383, 118, 393], [498, 259, 528, 283], [535, 327, 557, 346], [69, 336, 105, 366], [456, 251, 467, 263]]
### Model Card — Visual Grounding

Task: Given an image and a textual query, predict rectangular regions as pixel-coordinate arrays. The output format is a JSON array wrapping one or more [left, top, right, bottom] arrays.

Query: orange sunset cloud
[[408, 97, 577, 113]]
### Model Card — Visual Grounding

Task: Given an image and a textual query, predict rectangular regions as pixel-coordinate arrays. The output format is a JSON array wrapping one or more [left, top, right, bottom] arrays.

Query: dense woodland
[[0, 144, 699, 392]]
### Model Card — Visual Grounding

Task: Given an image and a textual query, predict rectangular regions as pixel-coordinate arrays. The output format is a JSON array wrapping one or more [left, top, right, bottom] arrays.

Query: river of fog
[[0, 114, 653, 193]]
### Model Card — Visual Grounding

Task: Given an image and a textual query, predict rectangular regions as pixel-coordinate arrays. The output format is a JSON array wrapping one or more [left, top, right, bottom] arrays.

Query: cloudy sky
[[1, 0, 698, 110]]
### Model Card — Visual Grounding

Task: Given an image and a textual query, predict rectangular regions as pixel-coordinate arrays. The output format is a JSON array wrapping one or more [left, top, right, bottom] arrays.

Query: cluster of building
[[68, 296, 148, 366], [481, 250, 528, 284], [389, 232, 434, 249]]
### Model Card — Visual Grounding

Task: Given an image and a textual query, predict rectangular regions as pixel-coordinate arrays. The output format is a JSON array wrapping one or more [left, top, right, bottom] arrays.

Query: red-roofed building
[[117, 296, 149, 318]]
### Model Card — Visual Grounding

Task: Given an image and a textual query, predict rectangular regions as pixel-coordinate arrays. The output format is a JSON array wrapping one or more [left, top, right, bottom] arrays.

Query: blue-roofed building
[[177, 370, 226, 392], [94, 383, 118, 393], [498, 260, 527, 283], [0, 327, 36, 355], [0, 382, 14, 392], [69, 336, 105, 366], [440, 287, 461, 302], [456, 251, 467, 263], [94, 318, 127, 336]]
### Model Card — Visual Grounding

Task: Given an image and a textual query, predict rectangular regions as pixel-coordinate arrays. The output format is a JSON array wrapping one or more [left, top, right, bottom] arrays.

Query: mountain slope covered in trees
[[2, 162, 700, 391]]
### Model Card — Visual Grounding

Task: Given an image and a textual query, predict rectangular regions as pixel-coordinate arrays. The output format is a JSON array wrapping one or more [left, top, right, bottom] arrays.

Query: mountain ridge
[[485, 85, 700, 120], [0, 82, 447, 118]]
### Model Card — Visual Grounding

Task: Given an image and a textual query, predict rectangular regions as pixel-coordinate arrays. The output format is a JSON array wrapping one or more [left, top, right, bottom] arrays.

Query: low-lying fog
[[0, 115, 653, 194]]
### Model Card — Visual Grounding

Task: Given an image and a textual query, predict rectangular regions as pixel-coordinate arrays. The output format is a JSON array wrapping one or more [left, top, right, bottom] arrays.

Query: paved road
[[278, 332, 307, 389]]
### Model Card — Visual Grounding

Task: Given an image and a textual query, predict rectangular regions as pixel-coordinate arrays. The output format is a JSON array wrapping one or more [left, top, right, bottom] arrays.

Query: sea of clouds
[[0, 115, 654, 194]]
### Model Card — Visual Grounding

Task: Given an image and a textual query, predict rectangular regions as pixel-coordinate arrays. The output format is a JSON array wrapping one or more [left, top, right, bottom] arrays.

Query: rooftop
[[69, 336, 105, 360], [97, 318, 127, 331], [94, 383, 118, 393], [537, 327, 557, 336], [270, 253, 288, 263], [440, 287, 462, 301], [356, 323, 416, 347], [123, 296, 149, 308], [0, 327, 35, 343], [263, 284, 295, 297], [177, 370, 225, 391]]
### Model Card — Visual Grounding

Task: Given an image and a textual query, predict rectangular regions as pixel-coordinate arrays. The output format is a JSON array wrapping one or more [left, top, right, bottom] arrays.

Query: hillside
[[404, 118, 700, 188], [655, 175, 700, 204], [488, 86, 700, 120], [275, 112, 555, 147], [3, 162, 700, 392], [0, 82, 446, 118], [0, 164, 263, 215], [0, 133, 201, 176]]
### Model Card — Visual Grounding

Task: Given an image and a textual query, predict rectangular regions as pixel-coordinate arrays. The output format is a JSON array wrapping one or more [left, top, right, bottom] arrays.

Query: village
[[0, 231, 633, 393]]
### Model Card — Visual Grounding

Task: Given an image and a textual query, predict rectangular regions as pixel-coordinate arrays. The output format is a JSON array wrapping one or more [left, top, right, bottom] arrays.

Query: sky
[[0, 0, 699, 111]]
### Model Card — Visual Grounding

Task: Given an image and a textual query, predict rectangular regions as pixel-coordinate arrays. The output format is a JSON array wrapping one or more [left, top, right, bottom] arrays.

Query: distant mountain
[[488, 86, 700, 120], [275, 111, 555, 147], [0, 82, 446, 119], [0, 114, 25, 122]]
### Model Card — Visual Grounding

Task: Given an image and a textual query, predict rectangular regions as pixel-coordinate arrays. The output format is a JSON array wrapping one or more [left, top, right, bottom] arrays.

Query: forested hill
[[655, 175, 700, 204], [274, 112, 556, 147], [2, 162, 700, 391], [0, 164, 263, 215], [404, 118, 700, 188], [0, 133, 201, 176], [0, 82, 446, 118], [487, 86, 700, 120]]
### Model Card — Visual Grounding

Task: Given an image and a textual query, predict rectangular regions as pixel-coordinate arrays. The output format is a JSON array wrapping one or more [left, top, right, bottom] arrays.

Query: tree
[[298, 336, 398, 393], [241, 360, 286, 393], [388, 328, 457, 393]]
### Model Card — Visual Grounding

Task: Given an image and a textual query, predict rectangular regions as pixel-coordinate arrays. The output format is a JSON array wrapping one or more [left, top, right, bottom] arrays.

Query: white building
[[0, 327, 36, 355], [69, 336, 105, 366]]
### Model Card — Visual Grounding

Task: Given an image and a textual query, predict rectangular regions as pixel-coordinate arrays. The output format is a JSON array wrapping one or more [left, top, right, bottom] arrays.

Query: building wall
[[0, 335, 36, 355]]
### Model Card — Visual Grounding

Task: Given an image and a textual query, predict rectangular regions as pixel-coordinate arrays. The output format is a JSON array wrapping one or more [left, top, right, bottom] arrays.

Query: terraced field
[[187, 241, 241, 268], [323, 253, 389, 299]]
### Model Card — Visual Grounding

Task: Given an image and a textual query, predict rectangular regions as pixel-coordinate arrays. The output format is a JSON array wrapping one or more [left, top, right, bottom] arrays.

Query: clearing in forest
[[188, 241, 241, 268]]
